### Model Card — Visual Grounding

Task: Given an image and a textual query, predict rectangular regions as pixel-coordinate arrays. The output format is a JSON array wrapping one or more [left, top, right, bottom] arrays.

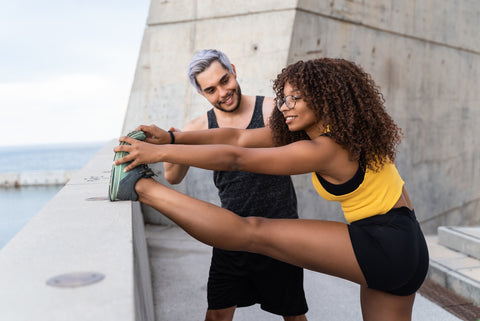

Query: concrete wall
[[123, 0, 480, 233], [0, 141, 154, 321]]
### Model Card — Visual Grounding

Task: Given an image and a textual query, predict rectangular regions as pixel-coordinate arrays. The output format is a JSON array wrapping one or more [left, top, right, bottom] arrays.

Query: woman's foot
[[109, 131, 154, 201]]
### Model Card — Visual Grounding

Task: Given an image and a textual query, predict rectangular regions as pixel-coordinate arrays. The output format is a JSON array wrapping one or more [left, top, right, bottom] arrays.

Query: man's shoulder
[[262, 96, 275, 109], [184, 113, 208, 131], [261, 96, 275, 125], [246, 95, 274, 111]]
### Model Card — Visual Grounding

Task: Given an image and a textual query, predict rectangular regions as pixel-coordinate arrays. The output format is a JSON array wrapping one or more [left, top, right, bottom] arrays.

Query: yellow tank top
[[311, 162, 404, 223]]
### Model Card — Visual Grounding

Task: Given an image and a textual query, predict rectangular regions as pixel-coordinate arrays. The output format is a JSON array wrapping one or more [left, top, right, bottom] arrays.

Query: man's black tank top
[[207, 96, 298, 218]]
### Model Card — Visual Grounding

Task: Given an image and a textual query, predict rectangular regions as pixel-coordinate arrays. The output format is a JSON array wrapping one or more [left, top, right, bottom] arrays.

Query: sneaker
[[109, 131, 155, 201]]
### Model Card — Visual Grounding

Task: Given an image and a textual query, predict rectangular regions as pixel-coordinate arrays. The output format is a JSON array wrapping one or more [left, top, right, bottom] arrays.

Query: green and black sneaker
[[109, 130, 154, 201]]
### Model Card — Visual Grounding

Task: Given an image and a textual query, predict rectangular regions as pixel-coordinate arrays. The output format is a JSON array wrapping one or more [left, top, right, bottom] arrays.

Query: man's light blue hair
[[188, 49, 234, 92]]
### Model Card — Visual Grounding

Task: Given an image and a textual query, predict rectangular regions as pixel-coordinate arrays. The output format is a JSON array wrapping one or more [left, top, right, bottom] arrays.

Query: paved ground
[[146, 225, 462, 321]]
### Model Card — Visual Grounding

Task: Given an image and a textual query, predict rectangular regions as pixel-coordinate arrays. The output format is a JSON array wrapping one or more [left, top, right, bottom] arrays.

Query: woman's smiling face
[[279, 82, 322, 138]]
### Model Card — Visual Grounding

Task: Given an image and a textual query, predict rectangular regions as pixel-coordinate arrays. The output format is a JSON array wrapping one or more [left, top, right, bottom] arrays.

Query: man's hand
[[135, 124, 171, 145]]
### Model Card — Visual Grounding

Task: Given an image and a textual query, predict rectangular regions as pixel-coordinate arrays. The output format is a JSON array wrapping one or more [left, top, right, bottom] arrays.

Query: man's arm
[[136, 123, 274, 148], [169, 96, 276, 147], [163, 116, 207, 185], [172, 126, 273, 148], [136, 116, 274, 184]]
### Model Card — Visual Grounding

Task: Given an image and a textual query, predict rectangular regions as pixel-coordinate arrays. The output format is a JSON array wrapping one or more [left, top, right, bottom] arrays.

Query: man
[[164, 49, 308, 321]]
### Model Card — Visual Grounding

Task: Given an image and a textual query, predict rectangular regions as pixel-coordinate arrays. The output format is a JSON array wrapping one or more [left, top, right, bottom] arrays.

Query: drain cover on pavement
[[46, 272, 105, 288]]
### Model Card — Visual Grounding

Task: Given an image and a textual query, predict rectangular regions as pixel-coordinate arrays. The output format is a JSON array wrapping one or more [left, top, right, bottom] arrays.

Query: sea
[[0, 142, 105, 249]]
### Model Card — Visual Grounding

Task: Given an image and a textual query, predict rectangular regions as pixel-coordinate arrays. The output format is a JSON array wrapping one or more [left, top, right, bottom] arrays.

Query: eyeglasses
[[276, 95, 301, 111]]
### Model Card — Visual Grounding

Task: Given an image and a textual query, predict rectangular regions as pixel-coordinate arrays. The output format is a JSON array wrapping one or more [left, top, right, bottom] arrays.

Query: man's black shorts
[[207, 248, 308, 316]]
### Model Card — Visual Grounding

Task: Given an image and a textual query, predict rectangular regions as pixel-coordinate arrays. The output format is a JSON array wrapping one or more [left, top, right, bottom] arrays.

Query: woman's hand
[[113, 136, 161, 172], [135, 124, 171, 145]]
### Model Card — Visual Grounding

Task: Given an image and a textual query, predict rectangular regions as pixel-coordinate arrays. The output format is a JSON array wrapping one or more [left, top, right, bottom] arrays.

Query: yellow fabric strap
[[312, 162, 404, 223]]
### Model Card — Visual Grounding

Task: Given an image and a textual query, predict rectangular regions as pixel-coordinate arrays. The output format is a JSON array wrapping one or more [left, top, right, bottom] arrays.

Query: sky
[[0, 0, 150, 147]]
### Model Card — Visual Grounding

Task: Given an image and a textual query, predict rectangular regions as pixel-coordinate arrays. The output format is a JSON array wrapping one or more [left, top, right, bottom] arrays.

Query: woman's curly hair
[[269, 58, 403, 171]]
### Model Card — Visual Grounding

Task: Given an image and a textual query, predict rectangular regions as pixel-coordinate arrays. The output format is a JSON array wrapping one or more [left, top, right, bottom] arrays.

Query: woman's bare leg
[[137, 178, 415, 320], [136, 177, 364, 283], [361, 286, 415, 321]]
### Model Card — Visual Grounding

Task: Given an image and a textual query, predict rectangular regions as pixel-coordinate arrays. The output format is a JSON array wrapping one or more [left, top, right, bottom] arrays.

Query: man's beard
[[213, 84, 242, 113]]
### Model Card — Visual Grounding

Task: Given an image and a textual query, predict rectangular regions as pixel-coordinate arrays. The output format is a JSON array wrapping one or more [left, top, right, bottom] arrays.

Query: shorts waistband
[[351, 207, 416, 226]]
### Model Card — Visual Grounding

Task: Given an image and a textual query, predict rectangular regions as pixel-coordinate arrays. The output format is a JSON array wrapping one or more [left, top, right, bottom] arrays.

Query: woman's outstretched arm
[[114, 134, 339, 176]]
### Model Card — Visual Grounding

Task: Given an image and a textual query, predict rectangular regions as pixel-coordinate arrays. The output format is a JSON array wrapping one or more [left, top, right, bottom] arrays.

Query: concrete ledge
[[0, 141, 154, 321], [133, 202, 155, 321]]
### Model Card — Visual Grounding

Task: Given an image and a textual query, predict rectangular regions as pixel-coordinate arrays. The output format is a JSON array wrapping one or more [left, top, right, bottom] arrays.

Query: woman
[[111, 58, 429, 321]]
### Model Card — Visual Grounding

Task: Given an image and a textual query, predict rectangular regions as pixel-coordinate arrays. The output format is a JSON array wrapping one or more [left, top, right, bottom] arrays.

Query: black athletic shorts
[[207, 248, 308, 316], [348, 207, 429, 296]]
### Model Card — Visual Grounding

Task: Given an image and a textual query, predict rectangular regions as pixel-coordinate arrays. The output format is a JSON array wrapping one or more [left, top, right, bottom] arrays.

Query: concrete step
[[426, 235, 480, 308], [438, 226, 480, 260]]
